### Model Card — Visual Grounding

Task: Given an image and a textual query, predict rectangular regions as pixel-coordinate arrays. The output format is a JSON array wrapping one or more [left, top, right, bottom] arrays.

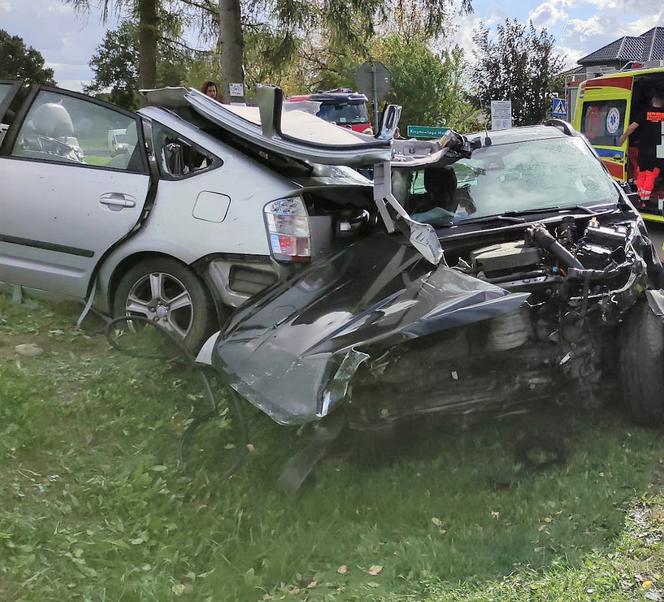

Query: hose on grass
[[104, 315, 248, 479]]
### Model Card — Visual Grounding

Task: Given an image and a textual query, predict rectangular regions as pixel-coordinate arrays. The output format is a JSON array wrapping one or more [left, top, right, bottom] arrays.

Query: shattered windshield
[[406, 137, 617, 225], [317, 101, 369, 125]]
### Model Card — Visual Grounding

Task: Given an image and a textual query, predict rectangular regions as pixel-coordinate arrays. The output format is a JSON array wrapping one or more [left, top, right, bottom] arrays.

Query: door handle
[[99, 193, 136, 210]]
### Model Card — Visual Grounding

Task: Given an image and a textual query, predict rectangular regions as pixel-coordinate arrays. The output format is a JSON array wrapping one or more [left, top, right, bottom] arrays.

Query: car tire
[[619, 300, 664, 424], [113, 257, 216, 352]]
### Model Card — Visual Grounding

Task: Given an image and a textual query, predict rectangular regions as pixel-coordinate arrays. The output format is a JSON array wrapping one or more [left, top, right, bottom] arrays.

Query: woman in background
[[200, 81, 218, 100]]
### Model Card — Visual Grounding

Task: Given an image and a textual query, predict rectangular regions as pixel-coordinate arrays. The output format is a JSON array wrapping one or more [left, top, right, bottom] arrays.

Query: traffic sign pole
[[356, 60, 392, 134]]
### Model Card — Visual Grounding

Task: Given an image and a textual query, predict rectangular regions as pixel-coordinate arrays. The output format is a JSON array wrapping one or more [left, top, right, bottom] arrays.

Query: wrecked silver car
[[199, 115, 664, 432], [0, 82, 393, 350]]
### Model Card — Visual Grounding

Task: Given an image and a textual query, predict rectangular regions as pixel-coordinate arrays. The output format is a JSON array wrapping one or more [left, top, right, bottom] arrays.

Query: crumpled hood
[[212, 234, 529, 425]]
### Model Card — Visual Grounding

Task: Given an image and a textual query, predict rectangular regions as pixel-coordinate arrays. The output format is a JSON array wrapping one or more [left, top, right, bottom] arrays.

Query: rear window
[[581, 100, 627, 146], [152, 122, 219, 179]]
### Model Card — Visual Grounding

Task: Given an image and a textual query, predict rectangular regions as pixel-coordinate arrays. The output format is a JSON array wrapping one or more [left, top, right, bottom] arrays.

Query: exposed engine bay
[[461, 216, 646, 318], [348, 214, 657, 429]]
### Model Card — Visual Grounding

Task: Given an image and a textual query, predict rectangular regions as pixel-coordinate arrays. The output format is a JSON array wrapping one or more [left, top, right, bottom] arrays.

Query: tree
[[137, 0, 159, 89], [86, 20, 194, 109], [371, 35, 480, 131], [199, 0, 472, 102], [294, 32, 480, 132], [85, 22, 139, 108], [66, 0, 160, 90], [472, 19, 564, 127], [0, 30, 55, 84], [219, 0, 244, 102]]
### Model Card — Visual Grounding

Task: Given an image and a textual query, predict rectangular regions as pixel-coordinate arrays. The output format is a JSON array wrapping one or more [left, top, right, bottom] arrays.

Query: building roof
[[578, 27, 664, 66]]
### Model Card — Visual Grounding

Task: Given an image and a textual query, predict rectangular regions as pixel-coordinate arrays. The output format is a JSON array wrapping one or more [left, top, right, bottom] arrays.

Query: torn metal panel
[[319, 349, 370, 418], [646, 289, 664, 320], [212, 234, 529, 425], [184, 87, 392, 167], [372, 161, 444, 265]]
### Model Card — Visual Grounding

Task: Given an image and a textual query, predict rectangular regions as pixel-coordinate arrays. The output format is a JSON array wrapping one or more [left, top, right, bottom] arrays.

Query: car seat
[[424, 167, 458, 212], [108, 122, 140, 170], [410, 167, 459, 226]]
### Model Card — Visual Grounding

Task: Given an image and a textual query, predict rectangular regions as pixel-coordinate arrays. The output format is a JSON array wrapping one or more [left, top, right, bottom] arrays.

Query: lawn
[[1, 292, 664, 601]]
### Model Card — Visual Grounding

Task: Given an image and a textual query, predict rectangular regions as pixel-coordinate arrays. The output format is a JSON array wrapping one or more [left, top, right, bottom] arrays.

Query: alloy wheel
[[124, 272, 194, 339]]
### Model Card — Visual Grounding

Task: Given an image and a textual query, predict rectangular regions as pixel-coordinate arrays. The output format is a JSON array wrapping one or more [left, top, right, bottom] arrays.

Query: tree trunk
[[219, 0, 245, 103], [137, 0, 158, 92]]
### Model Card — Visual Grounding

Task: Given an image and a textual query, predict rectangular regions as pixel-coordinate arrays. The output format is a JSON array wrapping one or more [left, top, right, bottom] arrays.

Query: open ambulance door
[[576, 75, 633, 182]]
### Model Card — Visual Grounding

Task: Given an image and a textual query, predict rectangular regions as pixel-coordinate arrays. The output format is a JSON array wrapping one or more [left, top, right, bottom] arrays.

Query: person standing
[[200, 81, 219, 100], [620, 91, 664, 202]]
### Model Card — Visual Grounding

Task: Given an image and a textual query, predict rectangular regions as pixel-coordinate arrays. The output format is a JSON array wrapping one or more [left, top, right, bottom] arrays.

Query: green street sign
[[406, 125, 449, 139]]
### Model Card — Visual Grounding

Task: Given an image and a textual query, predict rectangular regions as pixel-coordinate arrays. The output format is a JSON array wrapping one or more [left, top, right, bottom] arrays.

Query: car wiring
[[104, 316, 249, 479]]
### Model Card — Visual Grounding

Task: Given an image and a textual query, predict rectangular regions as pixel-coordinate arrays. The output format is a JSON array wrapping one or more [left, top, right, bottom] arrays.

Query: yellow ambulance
[[573, 66, 664, 222]]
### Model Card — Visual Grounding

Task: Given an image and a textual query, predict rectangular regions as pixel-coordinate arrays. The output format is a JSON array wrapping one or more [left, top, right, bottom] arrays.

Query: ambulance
[[574, 65, 664, 222]]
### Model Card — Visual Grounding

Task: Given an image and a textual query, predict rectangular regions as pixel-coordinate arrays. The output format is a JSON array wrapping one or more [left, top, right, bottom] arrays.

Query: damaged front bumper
[[205, 234, 529, 425]]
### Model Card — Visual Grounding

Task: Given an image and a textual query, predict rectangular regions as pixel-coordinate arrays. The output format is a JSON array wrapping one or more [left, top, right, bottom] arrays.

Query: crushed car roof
[[140, 86, 391, 167], [466, 125, 570, 145]]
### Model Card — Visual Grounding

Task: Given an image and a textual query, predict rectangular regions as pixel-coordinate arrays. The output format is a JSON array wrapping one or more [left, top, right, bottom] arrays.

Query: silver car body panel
[[0, 158, 150, 298], [94, 106, 299, 314], [181, 87, 452, 264]]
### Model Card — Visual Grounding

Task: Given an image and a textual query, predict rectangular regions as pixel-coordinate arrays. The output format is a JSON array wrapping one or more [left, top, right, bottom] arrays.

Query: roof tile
[[578, 27, 664, 65]]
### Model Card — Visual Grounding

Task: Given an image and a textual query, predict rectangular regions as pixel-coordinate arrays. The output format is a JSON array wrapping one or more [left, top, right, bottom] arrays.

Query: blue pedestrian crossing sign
[[551, 98, 567, 119]]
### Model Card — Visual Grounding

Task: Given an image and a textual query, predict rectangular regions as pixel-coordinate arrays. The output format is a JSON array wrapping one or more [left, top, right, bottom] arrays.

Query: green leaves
[[0, 29, 56, 84], [472, 18, 565, 127]]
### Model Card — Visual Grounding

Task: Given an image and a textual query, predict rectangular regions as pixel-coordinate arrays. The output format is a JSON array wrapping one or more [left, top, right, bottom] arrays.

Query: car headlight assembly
[[264, 196, 311, 262]]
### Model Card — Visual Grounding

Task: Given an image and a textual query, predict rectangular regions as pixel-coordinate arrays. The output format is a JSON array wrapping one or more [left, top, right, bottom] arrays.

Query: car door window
[[11, 90, 144, 172], [152, 122, 219, 179]]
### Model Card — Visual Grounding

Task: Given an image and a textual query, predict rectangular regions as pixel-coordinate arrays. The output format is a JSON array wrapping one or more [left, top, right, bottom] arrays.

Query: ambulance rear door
[[577, 75, 633, 182]]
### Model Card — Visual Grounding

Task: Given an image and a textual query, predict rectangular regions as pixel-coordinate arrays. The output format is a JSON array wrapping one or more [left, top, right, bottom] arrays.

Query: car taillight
[[264, 196, 311, 262]]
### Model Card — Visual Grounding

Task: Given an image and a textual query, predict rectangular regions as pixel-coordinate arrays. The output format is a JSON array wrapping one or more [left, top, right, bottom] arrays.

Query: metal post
[[11, 284, 23, 304], [372, 62, 379, 133]]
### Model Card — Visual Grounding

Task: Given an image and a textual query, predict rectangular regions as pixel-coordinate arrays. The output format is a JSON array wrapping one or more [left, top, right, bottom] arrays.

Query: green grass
[[84, 155, 113, 167], [1, 293, 664, 601]]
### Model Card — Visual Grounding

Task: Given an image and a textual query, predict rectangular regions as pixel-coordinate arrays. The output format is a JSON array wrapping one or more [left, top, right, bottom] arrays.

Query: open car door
[[0, 86, 152, 298]]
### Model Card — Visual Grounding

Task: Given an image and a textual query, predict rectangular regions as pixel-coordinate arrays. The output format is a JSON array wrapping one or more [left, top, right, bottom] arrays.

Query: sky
[[1, 0, 664, 91]]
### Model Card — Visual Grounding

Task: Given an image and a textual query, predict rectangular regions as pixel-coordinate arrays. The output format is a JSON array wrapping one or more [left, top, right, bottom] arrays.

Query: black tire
[[619, 300, 664, 424], [113, 257, 216, 352]]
